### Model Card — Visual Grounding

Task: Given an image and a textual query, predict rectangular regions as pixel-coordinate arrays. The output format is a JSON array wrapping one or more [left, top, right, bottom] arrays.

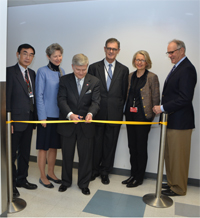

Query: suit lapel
[[109, 61, 120, 90], [79, 74, 90, 102], [163, 57, 187, 91], [15, 64, 29, 96], [166, 66, 178, 83], [69, 74, 79, 101], [169, 58, 187, 81], [98, 60, 107, 90], [28, 69, 35, 93]]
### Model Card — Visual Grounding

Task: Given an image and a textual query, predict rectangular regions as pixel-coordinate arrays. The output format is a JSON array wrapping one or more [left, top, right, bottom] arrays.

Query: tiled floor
[[7, 162, 200, 217]]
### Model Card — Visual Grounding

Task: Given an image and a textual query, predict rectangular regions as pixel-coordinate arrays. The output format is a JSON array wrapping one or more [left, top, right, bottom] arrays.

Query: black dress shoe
[[126, 180, 143, 188], [47, 175, 62, 184], [101, 175, 110, 185], [81, 187, 90, 195], [162, 183, 170, 189], [39, 178, 54, 188], [16, 181, 38, 190], [13, 187, 20, 198], [122, 176, 135, 185], [91, 173, 99, 181], [58, 184, 68, 192], [161, 189, 180, 196]]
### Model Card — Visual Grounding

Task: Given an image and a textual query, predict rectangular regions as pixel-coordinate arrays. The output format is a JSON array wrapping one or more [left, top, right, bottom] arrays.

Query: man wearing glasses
[[88, 38, 129, 185], [153, 39, 197, 196], [6, 44, 38, 198]]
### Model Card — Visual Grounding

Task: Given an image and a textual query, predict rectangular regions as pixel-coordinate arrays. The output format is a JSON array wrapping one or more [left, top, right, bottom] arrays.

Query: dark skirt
[[36, 117, 61, 150]]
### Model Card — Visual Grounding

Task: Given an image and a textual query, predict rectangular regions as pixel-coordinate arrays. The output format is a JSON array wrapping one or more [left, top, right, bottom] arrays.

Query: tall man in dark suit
[[88, 38, 129, 184], [153, 39, 197, 196], [57, 54, 100, 195], [6, 44, 38, 198]]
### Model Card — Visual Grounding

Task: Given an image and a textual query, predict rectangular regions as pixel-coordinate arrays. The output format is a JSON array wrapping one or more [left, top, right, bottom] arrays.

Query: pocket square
[[85, 90, 92, 94]]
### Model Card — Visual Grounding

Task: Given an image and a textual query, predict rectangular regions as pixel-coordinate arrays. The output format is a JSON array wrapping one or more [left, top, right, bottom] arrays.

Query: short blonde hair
[[132, 50, 152, 69]]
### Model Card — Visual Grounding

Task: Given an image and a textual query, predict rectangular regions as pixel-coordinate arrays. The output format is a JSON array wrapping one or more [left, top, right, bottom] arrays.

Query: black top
[[47, 61, 60, 72], [125, 70, 148, 121]]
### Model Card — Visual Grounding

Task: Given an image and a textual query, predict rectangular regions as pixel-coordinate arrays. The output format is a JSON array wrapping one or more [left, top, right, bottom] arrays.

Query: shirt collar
[[18, 63, 27, 74], [104, 59, 116, 68], [75, 75, 84, 83], [175, 56, 186, 68]]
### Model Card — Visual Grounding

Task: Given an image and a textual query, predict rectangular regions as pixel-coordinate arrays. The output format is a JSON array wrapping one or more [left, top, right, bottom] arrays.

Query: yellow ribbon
[[6, 120, 167, 126]]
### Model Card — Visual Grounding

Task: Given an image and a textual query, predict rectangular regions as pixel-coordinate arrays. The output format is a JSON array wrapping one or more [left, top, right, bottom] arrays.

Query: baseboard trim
[[30, 155, 200, 187], [0, 211, 7, 217]]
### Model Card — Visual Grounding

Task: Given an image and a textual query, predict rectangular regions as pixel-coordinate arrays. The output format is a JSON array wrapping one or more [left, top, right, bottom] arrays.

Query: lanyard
[[104, 64, 113, 80], [21, 69, 33, 94], [21, 69, 31, 83]]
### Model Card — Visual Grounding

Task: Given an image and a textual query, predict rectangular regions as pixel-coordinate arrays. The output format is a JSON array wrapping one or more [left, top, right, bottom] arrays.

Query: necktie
[[107, 64, 112, 90], [25, 70, 28, 81], [25, 70, 34, 112], [77, 78, 81, 95], [166, 65, 176, 82]]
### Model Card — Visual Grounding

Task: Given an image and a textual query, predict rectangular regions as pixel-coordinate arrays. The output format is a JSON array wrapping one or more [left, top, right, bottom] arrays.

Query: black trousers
[[60, 124, 93, 189], [126, 124, 151, 181], [92, 123, 121, 176], [12, 113, 34, 187]]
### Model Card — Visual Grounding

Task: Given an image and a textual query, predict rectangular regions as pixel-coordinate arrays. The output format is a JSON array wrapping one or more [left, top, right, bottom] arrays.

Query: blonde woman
[[122, 50, 160, 188], [35, 43, 65, 188]]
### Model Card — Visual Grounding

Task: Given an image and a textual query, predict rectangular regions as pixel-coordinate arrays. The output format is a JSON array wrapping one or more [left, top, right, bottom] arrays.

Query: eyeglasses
[[106, 47, 118, 52], [21, 52, 34, 58], [166, 48, 181, 55], [135, 59, 146, 63]]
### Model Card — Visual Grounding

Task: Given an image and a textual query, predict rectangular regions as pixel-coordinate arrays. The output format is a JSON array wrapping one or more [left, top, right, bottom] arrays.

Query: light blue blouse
[[35, 66, 65, 120]]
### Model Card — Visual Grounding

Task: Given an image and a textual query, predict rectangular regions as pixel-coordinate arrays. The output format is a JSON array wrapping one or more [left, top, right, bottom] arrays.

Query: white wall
[[0, 0, 7, 82], [7, 0, 200, 179], [0, 0, 7, 215]]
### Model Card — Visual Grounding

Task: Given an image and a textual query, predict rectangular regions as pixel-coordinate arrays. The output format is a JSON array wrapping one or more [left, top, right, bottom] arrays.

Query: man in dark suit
[[57, 54, 100, 195], [88, 38, 129, 184], [153, 39, 197, 196], [6, 44, 38, 198]]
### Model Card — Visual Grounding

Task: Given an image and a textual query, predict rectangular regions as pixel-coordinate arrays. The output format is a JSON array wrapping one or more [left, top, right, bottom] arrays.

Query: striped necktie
[[77, 78, 81, 95], [166, 65, 176, 82], [107, 64, 112, 90]]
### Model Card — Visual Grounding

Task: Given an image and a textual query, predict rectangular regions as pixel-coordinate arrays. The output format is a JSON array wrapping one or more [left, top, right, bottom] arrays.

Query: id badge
[[29, 92, 34, 98], [130, 107, 138, 113]]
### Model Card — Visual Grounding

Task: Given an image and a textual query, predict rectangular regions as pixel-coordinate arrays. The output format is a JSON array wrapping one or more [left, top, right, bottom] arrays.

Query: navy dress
[[36, 61, 65, 150]]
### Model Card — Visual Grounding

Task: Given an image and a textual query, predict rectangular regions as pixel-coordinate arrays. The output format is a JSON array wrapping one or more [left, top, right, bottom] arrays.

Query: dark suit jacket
[[6, 63, 37, 131], [57, 73, 100, 138], [162, 57, 197, 129], [88, 59, 129, 122]]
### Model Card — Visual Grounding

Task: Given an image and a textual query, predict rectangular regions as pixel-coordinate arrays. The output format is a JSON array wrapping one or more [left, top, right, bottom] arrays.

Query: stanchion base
[[8, 198, 27, 213], [143, 193, 173, 208]]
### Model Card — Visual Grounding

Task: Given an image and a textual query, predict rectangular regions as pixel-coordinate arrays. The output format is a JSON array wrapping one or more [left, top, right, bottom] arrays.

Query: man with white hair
[[153, 39, 197, 196]]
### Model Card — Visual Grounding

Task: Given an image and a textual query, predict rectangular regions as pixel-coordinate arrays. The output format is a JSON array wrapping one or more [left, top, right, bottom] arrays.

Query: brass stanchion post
[[143, 113, 173, 208], [7, 112, 26, 213]]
